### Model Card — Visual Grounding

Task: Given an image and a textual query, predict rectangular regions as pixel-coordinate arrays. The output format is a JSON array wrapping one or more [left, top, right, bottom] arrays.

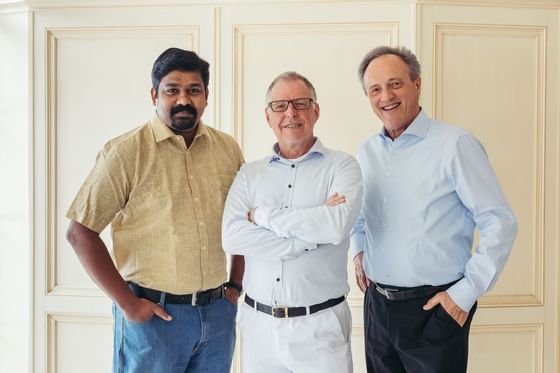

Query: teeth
[[284, 124, 300, 128], [382, 103, 399, 111]]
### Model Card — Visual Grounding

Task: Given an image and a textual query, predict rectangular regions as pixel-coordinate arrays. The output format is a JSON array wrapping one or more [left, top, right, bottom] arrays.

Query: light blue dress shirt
[[350, 110, 517, 311], [222, 139, 362, 307]]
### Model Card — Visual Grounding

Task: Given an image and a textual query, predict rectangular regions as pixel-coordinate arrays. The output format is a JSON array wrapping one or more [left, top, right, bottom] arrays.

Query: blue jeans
[[112, 297, 237, 373]]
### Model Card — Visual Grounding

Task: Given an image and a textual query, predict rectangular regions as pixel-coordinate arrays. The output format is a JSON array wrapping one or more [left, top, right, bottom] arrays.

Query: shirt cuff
[[293, 238, 317, 253], [446, 278, 481, 312], [350, 233, 365, 258], [253, 206, 274, 230]]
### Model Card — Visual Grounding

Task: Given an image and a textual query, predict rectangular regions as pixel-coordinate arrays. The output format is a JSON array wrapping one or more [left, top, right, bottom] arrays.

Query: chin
[[172, 120, 197, 132]]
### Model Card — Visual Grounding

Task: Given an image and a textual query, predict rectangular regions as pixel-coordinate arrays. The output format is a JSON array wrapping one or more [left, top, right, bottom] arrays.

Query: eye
[[293, 99, 312, 110], [369, 87, 381, 96], [165, 88, 179, 95], [189, 87, 202, 95], [270, 101, 288, 112], [390, 81, 402, 89]]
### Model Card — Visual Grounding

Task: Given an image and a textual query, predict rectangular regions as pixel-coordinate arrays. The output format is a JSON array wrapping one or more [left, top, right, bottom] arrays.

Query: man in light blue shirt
[[222, 71, 362, 373], [351, 46, 517, 373]]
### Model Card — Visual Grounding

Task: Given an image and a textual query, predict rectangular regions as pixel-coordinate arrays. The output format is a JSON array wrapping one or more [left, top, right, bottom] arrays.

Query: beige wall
[[1, 0, 557, 372]]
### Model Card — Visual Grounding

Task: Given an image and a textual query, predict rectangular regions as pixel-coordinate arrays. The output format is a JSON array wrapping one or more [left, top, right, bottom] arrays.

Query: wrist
[[224, 280, 243, 295]]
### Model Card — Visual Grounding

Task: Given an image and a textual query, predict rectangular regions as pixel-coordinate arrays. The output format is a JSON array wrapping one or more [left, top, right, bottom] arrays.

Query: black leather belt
[[245, 294, 345, 318], [128, 282, 224, 306], [373, 280, 458, 301]]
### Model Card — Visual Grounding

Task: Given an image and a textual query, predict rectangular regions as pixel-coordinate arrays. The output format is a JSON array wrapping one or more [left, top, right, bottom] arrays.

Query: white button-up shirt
[[222, 139, 362, 307]]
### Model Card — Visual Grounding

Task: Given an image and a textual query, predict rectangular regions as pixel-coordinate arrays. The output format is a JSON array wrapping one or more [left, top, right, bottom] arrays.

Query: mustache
[[171, 104, 197, 117]]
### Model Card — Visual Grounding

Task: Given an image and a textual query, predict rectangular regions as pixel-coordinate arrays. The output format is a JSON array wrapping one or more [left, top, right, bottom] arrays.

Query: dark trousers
[[364, 283, 477, 373]]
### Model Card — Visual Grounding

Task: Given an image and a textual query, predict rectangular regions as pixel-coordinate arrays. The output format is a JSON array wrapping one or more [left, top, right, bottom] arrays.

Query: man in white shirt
[[222, 71, 362, 373]]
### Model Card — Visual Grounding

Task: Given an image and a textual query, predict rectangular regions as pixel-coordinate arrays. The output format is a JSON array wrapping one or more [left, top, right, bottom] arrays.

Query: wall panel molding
[[432, 23, 546, 307], [45, 26, 199, 296], [47, 312, 112, 373]]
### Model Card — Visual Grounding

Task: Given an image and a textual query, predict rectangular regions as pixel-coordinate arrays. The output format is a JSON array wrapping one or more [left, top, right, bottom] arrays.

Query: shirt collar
[[378, 109, 429, 142], [269, 137, 326, 163], [150, 112, 209, 143]]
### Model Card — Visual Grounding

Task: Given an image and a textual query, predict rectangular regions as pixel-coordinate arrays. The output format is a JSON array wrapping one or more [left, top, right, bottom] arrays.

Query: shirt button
[[199, 221, 204, 226], [202, 246, 206, 251], [288, 184, 292, 188], [194, 197, 199, 202], [386, 172, 391, 177], [276, 278, 280, 282], [381, 222, 386, 227], [291, 164, 295, 168], [190, 175, 194, 179]]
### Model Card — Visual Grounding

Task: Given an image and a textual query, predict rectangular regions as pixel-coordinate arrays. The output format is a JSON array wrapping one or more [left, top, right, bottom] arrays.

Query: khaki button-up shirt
[[67, 113, 244, 294]]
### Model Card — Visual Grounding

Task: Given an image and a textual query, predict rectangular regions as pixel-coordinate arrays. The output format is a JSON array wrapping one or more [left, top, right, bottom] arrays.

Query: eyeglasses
[[267, 98, 314, 112]]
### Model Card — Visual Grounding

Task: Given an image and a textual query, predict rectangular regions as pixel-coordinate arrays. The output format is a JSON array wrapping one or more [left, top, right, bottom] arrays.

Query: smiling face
[[150, 70, 208, 133], [265, 78, 320, 158], [362, 54, 421, 137]]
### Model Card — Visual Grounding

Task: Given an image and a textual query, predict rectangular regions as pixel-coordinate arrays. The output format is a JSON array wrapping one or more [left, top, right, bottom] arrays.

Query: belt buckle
[[376, 284, 397, 300], [272, 306, 289, 318], [380, 286, 391, 299]]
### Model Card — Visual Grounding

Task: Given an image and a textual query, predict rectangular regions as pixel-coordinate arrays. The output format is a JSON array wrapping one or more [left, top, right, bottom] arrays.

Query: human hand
[[122, 297, 172, 323], [325, 192, 346, 206], [224, 287, 240, 305], [248, 208, 257, 223], [353, 252, 370, 293], [423, 291, 468, 327]]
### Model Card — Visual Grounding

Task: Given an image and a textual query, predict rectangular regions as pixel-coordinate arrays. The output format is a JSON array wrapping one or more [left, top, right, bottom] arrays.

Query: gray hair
[[265, 71, 317, 103], [358, 46, 421, 92]]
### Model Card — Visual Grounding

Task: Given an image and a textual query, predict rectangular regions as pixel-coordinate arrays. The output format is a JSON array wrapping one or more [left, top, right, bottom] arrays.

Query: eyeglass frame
[[266, 98, 315, 112]]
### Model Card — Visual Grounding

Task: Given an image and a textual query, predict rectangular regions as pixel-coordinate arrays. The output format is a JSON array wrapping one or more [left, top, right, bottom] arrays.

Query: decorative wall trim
[[45, 26, 198, 295], [471, 323, 543, 372], [47, 312, 112, 373], [432, 23, 546, 307]]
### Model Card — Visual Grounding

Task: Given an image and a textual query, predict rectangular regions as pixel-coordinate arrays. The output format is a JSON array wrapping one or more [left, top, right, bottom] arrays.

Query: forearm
[[222, 218, 315, 259], [66, 220, 138, 311], [228, 255, 244, 285]]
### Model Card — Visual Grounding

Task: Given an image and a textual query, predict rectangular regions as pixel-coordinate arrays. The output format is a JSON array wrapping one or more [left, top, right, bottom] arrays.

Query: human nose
[[284, 102, 299, 117], [176, 91, 192, 105], [380, 87, 394, 101]]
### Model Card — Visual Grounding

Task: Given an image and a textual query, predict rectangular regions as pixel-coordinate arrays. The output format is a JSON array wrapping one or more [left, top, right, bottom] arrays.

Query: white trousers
[[239, 299, 353, 373]]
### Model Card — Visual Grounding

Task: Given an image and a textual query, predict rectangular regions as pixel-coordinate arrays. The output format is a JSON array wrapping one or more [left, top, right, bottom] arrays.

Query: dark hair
[[358, 46, 421, 92], [151, 47, 210, 92], [265, 71, 317, 103]]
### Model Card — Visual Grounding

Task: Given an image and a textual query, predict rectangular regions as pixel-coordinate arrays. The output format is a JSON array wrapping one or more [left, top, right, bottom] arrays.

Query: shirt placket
[[272, 161, 298, 306], [185, 149, 209, 289]]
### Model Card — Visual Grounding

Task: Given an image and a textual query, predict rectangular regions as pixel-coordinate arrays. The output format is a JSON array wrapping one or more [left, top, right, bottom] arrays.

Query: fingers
[[325, 193, 346, 206], [422, 292, 443, 311], [224, 287, 240, 305], [423, 291, 469, 327], [356, 273, 367, 293], [353, 252, 369, 293], [151, 303, 172, 321]]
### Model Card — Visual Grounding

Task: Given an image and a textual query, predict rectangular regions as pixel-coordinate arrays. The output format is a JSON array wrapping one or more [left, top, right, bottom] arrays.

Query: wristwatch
[[224, 281, 243, 295]]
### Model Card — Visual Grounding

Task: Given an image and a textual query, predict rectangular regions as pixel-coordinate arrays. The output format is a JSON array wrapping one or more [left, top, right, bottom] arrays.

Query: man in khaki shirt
[[66, 48, 244, 373]]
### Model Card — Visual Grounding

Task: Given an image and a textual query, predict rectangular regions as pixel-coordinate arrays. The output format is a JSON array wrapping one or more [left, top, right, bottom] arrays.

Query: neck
[[278, 138, 315, 159], [174, 125, 198, 148], [386, 125, 409, 140], [385, 108, 421, 140]]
